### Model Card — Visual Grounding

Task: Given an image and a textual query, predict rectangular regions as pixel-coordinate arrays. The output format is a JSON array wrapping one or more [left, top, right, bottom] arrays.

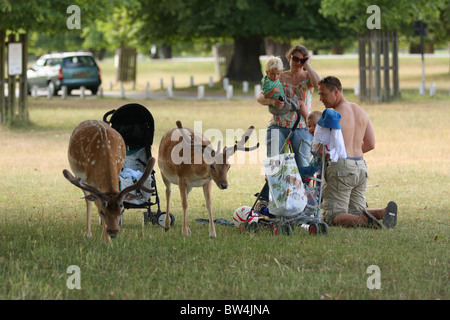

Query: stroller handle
[[103, 109, 116, 123], [291, 110, 301, 132]]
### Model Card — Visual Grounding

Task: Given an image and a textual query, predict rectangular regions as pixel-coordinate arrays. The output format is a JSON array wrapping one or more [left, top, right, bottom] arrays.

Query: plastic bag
[[263, 153, 307, 217]]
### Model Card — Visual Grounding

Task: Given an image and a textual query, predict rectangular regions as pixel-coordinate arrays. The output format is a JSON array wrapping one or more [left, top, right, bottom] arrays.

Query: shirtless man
[[318, 76, 397, 228]]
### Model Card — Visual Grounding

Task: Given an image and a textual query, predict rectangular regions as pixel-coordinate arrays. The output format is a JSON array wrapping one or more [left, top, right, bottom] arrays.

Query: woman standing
[[258, 45, 322, 170]]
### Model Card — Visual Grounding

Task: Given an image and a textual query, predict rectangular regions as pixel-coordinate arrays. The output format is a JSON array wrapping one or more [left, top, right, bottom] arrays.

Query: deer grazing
[[158, 120, 259, 238], [63, 120, 154, 242]]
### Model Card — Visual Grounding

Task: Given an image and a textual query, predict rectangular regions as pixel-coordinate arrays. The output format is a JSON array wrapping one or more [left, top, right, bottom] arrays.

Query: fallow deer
[[63, 120, 154, 242], [158, 120, 259, 238]]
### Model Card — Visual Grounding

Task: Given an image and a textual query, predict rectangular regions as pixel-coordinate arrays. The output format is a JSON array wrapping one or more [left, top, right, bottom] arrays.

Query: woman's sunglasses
[[291, 55, 308, 64]]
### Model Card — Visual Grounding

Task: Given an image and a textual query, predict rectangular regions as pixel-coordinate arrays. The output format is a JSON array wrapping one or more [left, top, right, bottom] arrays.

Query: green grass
[[0, 56, 449, 300]]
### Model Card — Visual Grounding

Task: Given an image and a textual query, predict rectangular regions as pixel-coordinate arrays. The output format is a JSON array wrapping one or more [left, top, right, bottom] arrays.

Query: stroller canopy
[[103, 103, 155, 157]]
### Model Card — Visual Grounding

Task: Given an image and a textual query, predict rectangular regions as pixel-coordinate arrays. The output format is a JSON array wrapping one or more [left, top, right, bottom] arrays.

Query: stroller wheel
[[308, 223, 319, 235], [282, 224, 293, 236], [156, 212, 175, 228], [272, 224, 281, 236], [319, 222, 329, 234], [241, 222, 258, 233]]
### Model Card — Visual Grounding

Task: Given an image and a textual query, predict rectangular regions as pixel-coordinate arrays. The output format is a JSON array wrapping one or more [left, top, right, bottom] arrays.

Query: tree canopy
[[134, 0, 356, 80], [2, 0, 448, 81], [0, 0, 115, 33], [320, 0, 448, 39]]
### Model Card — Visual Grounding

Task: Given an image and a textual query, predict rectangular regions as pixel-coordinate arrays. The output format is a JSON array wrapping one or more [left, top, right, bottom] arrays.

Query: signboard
[[8, 42, 23, 76]]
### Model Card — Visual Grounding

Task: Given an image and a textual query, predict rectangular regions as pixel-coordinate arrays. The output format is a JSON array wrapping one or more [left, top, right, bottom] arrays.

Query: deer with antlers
[[63, 120, 154, 242], [158, 120, 259, 238]]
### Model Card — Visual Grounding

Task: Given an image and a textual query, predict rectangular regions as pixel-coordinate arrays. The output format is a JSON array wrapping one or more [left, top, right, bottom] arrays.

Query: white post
[[254, 84, 261, 99], [131, 81, 135, 90], [429, 83, 436, 97], [223, 77, 229, 90], [120, 82, 125, 99], [80, 86, 86, 99], [226, 84, 233, 99], [61, 86, 68, 99], [190, 75, 194, 87], [243, 81, 249, 93], [47, 86, 52, 100], [354, 83, 360, 96], [419, 82, 425, 95], [167, 86, 173, 98], [171, 76, 175, 89], [99, 87, 103, 98], [197, 85, 205, 99], [146, 82, 151, 99], [160, 78, 164, 90], [209, 76, 214, 88], [32, 85, 38, 99]]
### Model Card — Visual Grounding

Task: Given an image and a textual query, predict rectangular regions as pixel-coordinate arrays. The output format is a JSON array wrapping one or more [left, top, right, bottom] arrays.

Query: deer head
[[63, 157, 155, 238], [175, 121, 259, 190]]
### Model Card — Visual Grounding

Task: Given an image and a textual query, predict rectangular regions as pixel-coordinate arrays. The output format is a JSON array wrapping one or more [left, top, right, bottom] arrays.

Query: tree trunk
[[226, 36, 263, 82], [264, 38, 291, 71]]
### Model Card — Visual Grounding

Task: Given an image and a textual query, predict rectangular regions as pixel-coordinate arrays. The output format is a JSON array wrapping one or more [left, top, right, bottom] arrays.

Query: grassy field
[[0, 56, 449, 301], [99, 55, 450, 95]]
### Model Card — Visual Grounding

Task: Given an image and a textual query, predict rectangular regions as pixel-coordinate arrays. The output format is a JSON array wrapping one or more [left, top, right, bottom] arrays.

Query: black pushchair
[[103, 103, 175, 227]]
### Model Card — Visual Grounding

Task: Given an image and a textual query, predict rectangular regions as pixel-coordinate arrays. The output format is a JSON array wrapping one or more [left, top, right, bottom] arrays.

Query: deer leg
[[178, 179, 191, 236], [203, 181, 216, 238], [161, 174, 172, 231], [83, 192, 92, 238]]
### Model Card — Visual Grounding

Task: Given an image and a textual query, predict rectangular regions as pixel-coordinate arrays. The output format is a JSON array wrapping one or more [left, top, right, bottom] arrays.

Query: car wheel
[[90, 86, 98, 95]]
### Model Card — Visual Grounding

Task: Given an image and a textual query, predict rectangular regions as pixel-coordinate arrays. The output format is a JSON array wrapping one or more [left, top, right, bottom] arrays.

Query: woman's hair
[[286, 45, 309, 60], [265, 56, 284, 72]]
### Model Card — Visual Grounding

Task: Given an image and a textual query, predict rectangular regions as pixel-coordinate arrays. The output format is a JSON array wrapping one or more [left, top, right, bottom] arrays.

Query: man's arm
[[362, 119, 375, 153]]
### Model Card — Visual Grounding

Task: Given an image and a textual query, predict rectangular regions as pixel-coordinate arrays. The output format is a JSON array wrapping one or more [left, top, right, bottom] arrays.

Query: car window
[[45, 58, 62, 67], [33, 58, 46, 70], [62, 56, 96, 68]]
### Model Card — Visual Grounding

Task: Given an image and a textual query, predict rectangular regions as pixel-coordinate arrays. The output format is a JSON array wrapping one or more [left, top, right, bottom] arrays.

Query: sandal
[[382, 201, 398, 228]]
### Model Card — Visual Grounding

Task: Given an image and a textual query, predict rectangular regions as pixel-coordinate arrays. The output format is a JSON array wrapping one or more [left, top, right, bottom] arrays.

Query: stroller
[[243, 112, 328, 235], [103, 103, 175, 228]]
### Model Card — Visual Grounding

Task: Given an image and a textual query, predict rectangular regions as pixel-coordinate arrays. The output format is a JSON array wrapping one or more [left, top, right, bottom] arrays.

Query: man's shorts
[[322, 158, 369, 225]]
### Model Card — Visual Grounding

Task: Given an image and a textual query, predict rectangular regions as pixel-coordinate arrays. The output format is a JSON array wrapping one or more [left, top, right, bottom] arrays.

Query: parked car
[[27, 52, 101, 96]]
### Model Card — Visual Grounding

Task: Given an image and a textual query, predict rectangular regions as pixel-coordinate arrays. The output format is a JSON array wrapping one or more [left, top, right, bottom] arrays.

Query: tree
[[320, 0, 447, 36], [135, 0, 355, 81], [0, 0, 114, 33]]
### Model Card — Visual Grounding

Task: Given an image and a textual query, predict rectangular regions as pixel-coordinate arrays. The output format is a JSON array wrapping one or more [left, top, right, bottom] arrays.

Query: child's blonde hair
[[307, 110, 322, 123], [265, 56, 283, 72]]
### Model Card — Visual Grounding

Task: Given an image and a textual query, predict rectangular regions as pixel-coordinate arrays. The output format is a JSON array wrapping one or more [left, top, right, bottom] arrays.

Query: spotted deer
[[158, 120, 259, 238], [63, 120, 154, 242]]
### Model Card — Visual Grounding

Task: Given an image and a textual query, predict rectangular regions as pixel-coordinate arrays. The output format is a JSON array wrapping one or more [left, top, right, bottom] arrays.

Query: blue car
[[27, 52, 101, 96]]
